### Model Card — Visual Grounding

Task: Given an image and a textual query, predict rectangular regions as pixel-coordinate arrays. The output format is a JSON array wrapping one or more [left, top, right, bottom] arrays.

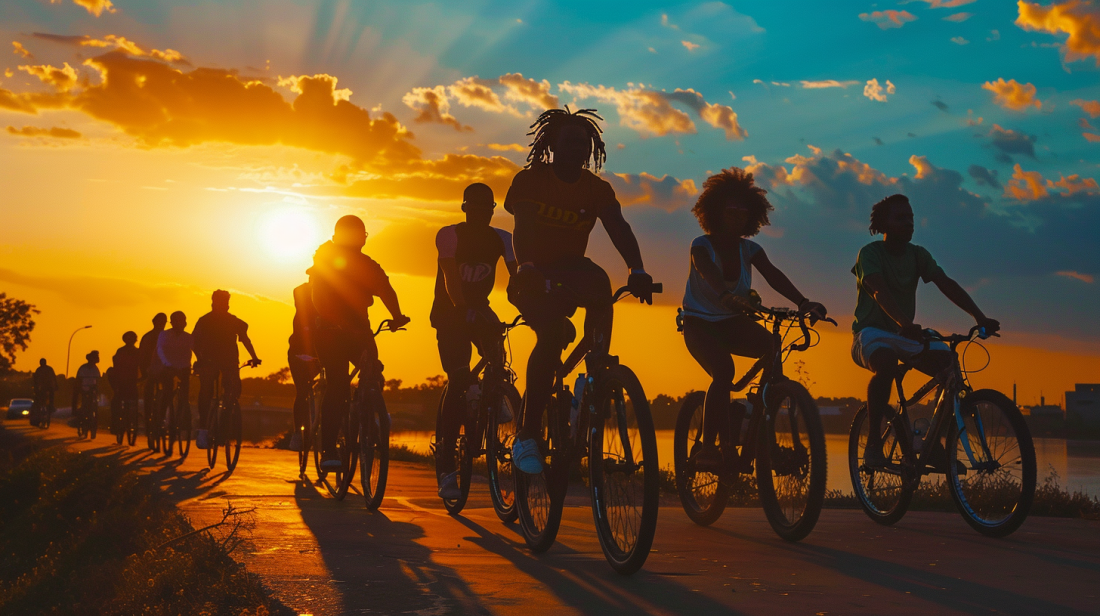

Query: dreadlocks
[[526, 107, 607, 172]]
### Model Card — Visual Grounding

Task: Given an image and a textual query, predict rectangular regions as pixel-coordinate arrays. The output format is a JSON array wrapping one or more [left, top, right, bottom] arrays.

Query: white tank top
[[682, 235, 761, 321]]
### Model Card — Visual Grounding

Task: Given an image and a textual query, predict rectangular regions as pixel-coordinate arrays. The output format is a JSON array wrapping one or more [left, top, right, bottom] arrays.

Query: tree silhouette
[[0, 293, 38, 373]]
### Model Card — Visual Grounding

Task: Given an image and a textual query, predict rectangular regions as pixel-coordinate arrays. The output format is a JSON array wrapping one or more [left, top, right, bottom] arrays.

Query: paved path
[[11, 419, 1100, 616]]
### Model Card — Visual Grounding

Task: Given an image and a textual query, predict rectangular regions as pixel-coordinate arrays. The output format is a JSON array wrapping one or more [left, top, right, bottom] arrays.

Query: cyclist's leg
[[519, 313, 568, 441], [288, 350, 312, 438], [316, 328, 352, 460], [222, 364, 242, 410], [197, 368, 217, 430], [436, 324, 473, 475], [177, 368, 191, 425], [683, 317, 736, 450], [865, 348, 900, 459], [556, 258, 613, 371]]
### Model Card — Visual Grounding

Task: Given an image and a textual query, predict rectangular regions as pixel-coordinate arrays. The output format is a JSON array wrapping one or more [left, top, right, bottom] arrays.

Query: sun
[[258, 208, 321, 263]]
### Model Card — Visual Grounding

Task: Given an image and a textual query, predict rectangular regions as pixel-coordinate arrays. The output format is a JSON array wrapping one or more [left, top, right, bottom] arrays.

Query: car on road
[[5, 398, 34, 420]]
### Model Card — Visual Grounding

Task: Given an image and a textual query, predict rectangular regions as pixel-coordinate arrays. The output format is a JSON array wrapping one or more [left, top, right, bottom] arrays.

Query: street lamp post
[[66, 325, 93, 377]]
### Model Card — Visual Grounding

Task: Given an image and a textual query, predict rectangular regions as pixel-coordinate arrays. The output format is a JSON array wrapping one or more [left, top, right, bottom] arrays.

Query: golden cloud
[[1005, 164, 1049, 200], [448, 76, 517, 116], [982, 78, 1042, 110], [863, 78, 896, 102], [604, 172, 699, 212], [498, 73, 560, 110], [336, 153, 521, 202], [1016, 1, 1100, 65], [745, 145, 894, 188], [401, 86, 471, 131], [682, 40, 700, 52], [1056, 270, 1095, 283], [49, 0, 116, 17], [30, 32, 190, 65], [1049, 173, 1100, 194], [800, 80, 861, 89], [908, 155, 935, 179], [18, 62, 79, 92], [944, 13, 973, 22], [558, 82, 746, 140], [908, 0, 977, 7], [1084, 132, 1100, 141], [486, 143, 526, 152], [402, 73, 560, 124], [859, 10, 918, 29], [12, 41, 33, 59], [1071, 98, 1100, 117], [6, 125, 82, 139]]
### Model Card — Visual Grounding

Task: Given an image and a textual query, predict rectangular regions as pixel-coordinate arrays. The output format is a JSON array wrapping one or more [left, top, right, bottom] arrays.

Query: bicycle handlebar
[[374, 319, 408, 336], [612, 282, 663, 303]]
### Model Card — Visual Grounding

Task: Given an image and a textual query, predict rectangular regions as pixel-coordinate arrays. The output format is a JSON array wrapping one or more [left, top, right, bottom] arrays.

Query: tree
[[265, 366, 291, 384], [0, 293, 38, 374]]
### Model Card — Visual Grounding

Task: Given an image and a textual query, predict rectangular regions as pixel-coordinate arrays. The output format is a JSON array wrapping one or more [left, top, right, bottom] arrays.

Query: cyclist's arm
[[863, 272, 913, 329], [439, 257, 466, 309], [376, 279, 407, 323], [930, 272, 990, 324], [752, 249, 809, 307], [239, 331, 261, 364], [598, 202, 644, 271]]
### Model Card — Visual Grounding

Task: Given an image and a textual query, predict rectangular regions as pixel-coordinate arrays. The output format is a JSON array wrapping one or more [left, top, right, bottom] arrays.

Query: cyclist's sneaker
[[694, 442, 722, 468], [320, 453, 342, 472], [288, 431, 303, 452], [438, 470, 463, 500], [196, 429, 210, 450], [863, 440, 890, 468], [512, 438, 543, 474], [923, 440, 950, 474]]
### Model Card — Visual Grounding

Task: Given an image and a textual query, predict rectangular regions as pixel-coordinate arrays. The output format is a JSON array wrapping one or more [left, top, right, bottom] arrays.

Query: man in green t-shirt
[[851, 194, 999, 466]]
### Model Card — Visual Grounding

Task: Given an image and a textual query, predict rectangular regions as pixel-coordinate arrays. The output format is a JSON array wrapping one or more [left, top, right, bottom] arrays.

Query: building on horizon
[[1066, 384, 1100, 433]]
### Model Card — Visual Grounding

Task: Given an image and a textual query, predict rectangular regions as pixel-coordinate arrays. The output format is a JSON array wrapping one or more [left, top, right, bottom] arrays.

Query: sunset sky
[[2, 0, 1099, 405]]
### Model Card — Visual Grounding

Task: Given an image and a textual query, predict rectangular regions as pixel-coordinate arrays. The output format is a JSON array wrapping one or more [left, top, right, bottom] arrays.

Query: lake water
[[392, 430, 1100, 497]]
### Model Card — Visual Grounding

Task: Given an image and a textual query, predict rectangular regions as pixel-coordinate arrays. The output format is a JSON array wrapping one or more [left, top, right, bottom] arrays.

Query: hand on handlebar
[[799, 300, 830, 325], [245, 358, 262, 368], [976, 317, 1001, 338], [389, 314, 411, 331], [627, 271, 654, 305]]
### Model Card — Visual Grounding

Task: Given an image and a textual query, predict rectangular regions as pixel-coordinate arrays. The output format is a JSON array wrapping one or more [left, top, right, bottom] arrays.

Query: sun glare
[[258, 208, 320, 263]]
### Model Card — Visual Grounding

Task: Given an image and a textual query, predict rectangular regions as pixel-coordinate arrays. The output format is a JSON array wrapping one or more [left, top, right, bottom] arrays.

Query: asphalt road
[[11, 418, 1100, 616]]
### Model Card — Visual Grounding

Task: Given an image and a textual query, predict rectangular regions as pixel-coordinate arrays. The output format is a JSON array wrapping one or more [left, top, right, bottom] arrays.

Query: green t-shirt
[[852, 241, 944, 333]]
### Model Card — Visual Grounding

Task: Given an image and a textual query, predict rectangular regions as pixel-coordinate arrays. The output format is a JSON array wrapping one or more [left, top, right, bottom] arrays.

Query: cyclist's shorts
[[851, 327, 948, 370], [510, 256, 611, 327]]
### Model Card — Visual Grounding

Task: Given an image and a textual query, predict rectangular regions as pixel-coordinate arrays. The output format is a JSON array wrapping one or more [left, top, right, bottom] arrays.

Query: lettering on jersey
[[535, 202, 588, 230], [460, 262, 492, 283]]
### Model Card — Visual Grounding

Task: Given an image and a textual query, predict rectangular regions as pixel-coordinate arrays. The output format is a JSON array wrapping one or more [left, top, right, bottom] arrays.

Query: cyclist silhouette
[[139, 313, 167, 422], [33, 358, 57, 413], [156, 311, 192, 432], [308, 215, 410, 471], [110, 331, 140, 434], [432, 182, 518, 498], [504, 108, 655, 474], [852, 194, 999, 466], [193, 290, 261, 450]]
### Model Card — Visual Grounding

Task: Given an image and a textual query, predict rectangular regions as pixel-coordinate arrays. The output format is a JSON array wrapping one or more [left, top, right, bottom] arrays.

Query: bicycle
[[432, 314, 523, 520], [205, 362, 257, 472], [162, 376, 192, 459], [514, 282, 663, 575], [75, 388, 98, 440], [145, 377, 163, 452], [674, 306, 834, 541], [312, 319, 404, 505], [848, 326, 1036, 537], [297, 366, 322, 479], [30, 393, 53, 429], [114, 390, 140, 446]]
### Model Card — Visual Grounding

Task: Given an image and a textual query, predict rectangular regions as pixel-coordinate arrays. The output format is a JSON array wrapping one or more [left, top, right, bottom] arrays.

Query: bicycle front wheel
[[515, 391, 568, 553], [674, 391, 730, 526], [947, 390, 1036, 538], [177, 405, 191, 460], [589, 365, 660, 575], [224, 403, 242, 471], [848, 405, 913, 525], [89, 407, 98, 440], [755, 381, 826, 542], [127, 404, 139, 446], [487, 383, 521, 523], [360, 399, 390, 511]]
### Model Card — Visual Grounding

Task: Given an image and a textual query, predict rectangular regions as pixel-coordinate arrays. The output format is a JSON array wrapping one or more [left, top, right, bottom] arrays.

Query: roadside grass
[[0, 426, 289, 616]]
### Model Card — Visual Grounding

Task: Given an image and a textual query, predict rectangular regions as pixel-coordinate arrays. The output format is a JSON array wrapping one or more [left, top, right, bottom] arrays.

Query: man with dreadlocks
[[504, 107, 656, 474], [852, 194, 999, 467]]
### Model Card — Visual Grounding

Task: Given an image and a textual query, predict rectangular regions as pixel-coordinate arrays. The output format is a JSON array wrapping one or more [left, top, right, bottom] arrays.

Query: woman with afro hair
[[682, 167, 828, 466]]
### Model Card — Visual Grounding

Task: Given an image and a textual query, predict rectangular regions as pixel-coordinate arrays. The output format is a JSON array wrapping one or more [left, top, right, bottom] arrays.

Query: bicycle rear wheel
[[76, 408, 87, 439], [515, 391, 568, 553], [127, 403, 139, 446], [487, 383, 521, 523], [947, 390, 1036, 538], [674, 391, 730, 526], [849, 405, 913, 525], [360, 396, 390, 510], [89, 406, 98, 440], [177, 404, 191, 460], [298, 394, 317, 478], [206, 404, 220, 468], [224, 402, 242, 471], [324, 404, 358, 500], [755, 381, 826, 542], [589, 365, 659, 575]]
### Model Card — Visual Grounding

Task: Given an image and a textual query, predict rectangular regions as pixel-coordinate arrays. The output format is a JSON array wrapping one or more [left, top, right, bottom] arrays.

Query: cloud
[[874, 136, 885, 145], [988, 29, 1002, 40], [1071, 98, 1100, 117], [946, 13, 974, 22], [6, 125, 82, 139], [1050, 173, 1100, 194], [335, 152, 521, 203], [603, 172, 698, 212], [18, 62, 78, 91], [1005, 164, 1049, 200], [681, 40, 700, 52], [905, 0, 977, 7], [49, 0, 116, 17], [982, 78, 1042, 110], [966, 109, 984, 125], [486, 143, 526, 152], [12, 42, 33, 59], [661, 14, 680, 30], [1016, 0, 1100, 66], [863, 78, 896, 102], [1056, 270, 1095, 283], [799, 80, 861, 89], [932, 100, 950, 112], [951, 36, 970, 44], [968, 164, 1002, 189], [0, 268, 196, 310], [498, 73, 559, 110], [558, 82, 746, 140], [859, 10, 918, 29], [401, 86, 471, 131], [989, 124, 1037, 158], [1085, 132, 1100, 142], [30, 32, 190, 65]]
